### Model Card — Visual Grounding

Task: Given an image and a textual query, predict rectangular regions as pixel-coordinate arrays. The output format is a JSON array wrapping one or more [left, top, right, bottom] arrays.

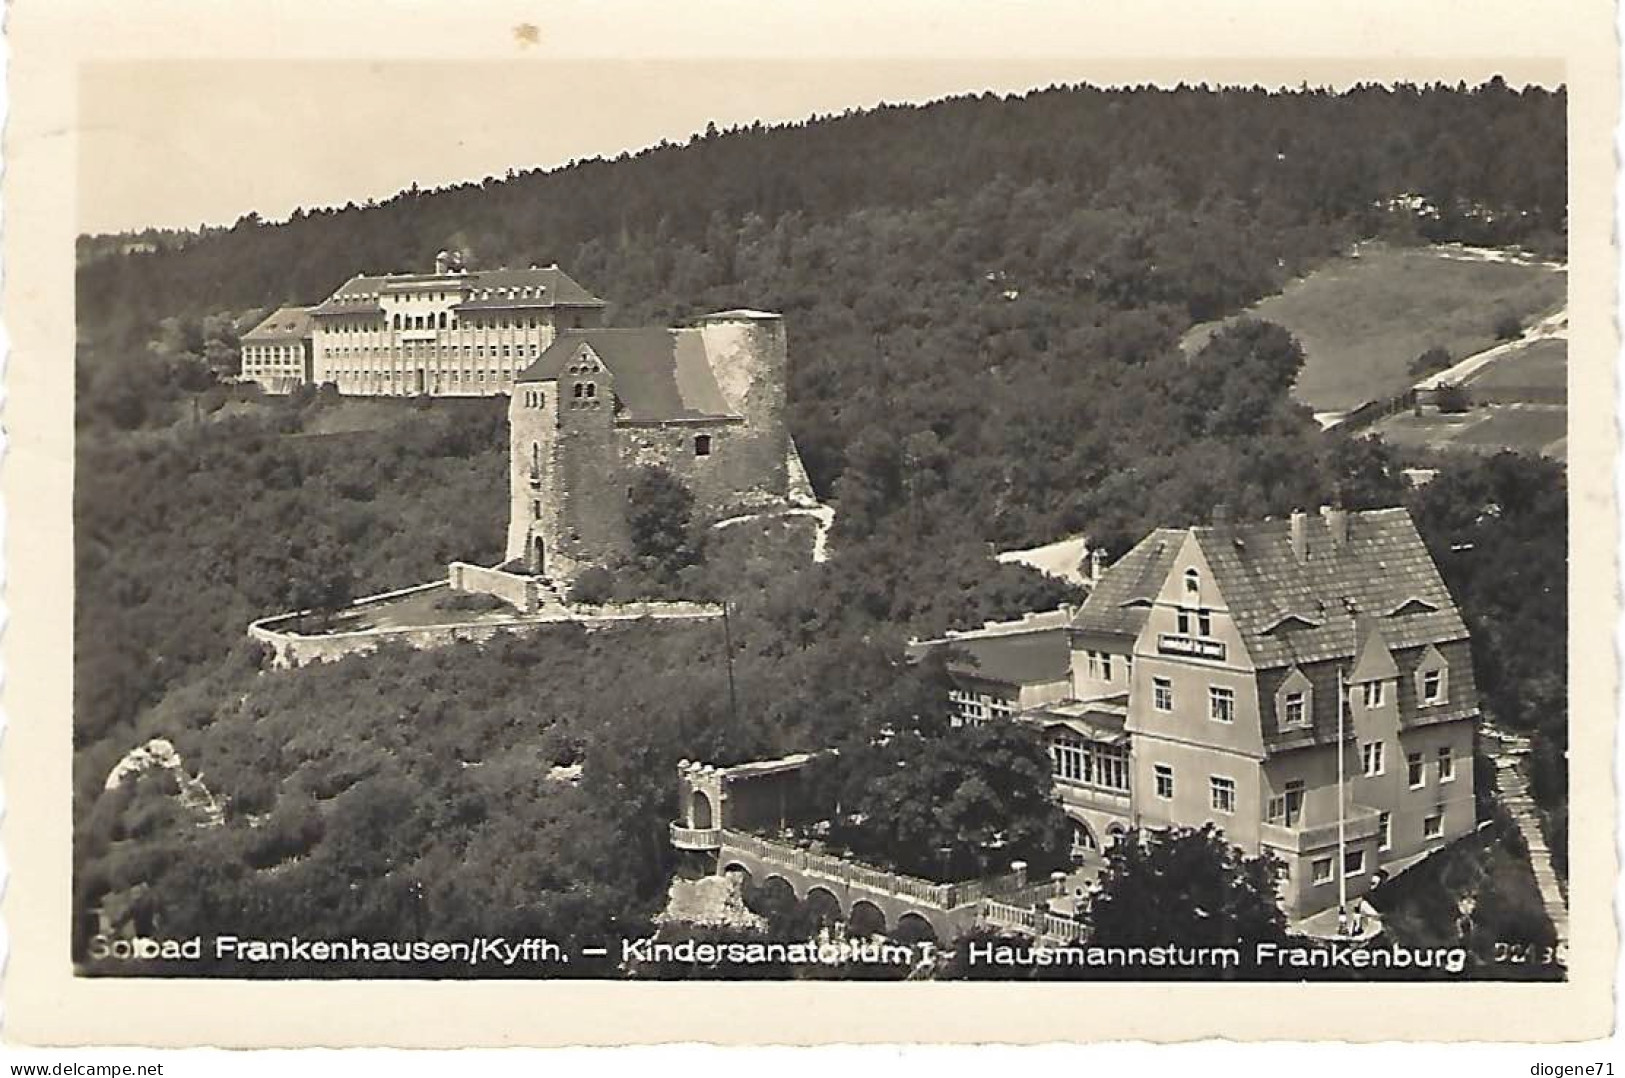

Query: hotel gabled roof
[[1068, 528, 1186, 639], [1072, 508, 1467, 672], [1190, 507, 1467, 670]]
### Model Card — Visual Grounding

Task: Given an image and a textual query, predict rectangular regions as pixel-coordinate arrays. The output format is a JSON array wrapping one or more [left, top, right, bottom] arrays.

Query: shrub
[[1408, 346, 1453, 378], [568, 565, 614, 605], [1434, 383, 1472, 414], [1494, 311, 1525, 340]]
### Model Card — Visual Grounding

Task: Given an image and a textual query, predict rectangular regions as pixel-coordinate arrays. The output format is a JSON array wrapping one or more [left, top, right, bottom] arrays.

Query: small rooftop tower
[[434, 250, 451, 274]]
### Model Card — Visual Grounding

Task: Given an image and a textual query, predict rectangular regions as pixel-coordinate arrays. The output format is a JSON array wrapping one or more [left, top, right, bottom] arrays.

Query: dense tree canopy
[[1088, 826, 1288, 950]]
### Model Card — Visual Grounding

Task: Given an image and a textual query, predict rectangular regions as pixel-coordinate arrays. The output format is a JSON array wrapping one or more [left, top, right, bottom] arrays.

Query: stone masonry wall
[[506, 383, 564, 569], [553, 358, 629, 581], [249, 590, 723, 668], [618, 419, 785, 521]]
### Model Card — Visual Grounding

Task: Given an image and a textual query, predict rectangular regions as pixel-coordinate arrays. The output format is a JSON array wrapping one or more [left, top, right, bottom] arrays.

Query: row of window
[[1149, 672, 1447, 725], [1358, 670, 1446, 709], [1080, 650, 1124, 682], [1050, 735, 1130, 792], [1146, 766, 1239, 814], [949, 689, 1016, 726], [325, 342, 543, 360], [1150, 680, 1236, 723], [1361, 741, 1456, 786], [1305, 811, 1446, 885], [359, 311, 553, 332], [1174, 606, 1213, 638], [329, 369, 505, 385]]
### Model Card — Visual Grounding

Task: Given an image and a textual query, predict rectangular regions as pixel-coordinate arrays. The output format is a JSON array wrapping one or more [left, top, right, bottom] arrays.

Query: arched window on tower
[[583, 382, 597, 399], [1184, 568, 1201, 597], [573, 383, 584, 399], [694, 434, 712, 457]]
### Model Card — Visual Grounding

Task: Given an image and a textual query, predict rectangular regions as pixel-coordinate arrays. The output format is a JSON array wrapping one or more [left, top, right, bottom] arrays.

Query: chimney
[[434, 250, 450, 274], [1088, 547, 1107, 585], [1289, 509, 1309, 563], [1321, 504, 1349, 547], [1212, 503, 1231, 527]]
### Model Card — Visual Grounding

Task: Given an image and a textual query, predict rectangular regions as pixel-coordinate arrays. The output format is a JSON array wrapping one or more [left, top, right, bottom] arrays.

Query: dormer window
[[1362, 681, 1386, 709], [1276, 666, 1313, 730], [1422, 669, 1443, 704]]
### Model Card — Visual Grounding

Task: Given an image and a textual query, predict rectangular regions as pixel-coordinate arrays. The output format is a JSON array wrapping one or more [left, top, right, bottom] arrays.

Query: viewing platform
[[669, 823, 723, 851]]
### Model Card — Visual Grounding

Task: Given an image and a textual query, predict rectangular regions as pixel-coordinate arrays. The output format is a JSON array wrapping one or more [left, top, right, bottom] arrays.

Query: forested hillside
[[74, 80, 1568, 973]]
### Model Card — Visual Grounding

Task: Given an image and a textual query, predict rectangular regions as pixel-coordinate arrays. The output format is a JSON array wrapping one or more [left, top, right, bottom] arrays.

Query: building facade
[[239, 306, 315, 393], [506, 310, 798, 585], [928, 505, 1481, 919], [306, 255, 607, 397]]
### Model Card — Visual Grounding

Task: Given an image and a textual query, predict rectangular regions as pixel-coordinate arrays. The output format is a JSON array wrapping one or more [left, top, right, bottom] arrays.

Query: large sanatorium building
[[915, 504, 1480, 918], [240, 253, 606, 397]]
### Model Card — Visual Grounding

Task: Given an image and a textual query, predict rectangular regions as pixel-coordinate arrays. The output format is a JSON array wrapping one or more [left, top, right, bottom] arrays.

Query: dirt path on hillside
[[1413, 307, 1568, 393], [712, 504, 836, 564]]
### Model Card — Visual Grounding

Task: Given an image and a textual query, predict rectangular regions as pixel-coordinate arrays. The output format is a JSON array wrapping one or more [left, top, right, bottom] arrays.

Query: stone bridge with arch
[[707, 829, 1055, 944], [669, 754, 1075, 944]]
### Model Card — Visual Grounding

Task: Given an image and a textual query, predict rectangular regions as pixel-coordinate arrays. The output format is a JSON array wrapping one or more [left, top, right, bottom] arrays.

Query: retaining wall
[[248, 581, 723, 669], [449, 561, 548, 613]]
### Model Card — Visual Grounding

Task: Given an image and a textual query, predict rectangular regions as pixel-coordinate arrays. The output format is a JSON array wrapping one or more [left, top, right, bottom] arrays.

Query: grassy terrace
[[1467, 337, 1568, 399], [1183, 243, 1567, 413], [313, 585, 521, 634], [1373, 405, 1568, 461]]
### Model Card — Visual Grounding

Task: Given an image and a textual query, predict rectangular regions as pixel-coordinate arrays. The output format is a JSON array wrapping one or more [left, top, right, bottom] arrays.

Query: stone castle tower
[[505, 310, 793, 585]]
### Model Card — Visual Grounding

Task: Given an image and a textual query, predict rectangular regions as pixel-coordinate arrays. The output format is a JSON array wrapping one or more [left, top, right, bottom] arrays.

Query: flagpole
[[1337, 662, 1349, 932]]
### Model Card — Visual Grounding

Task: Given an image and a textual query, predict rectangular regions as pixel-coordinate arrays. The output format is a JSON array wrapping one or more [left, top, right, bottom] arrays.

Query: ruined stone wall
[[448, 562, 550, 614], [618, 419, 785, 520], [250, 593, 723, 669]]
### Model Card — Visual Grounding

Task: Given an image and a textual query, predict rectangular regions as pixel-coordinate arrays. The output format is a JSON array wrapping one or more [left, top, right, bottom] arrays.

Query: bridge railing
[[980, 899, 1087, 943], [669, 822, 723, 850], [724, 829, 1035, 909]]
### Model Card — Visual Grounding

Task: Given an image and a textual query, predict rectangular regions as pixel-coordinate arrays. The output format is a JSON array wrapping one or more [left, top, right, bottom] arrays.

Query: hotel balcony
[[1259, 803, 1383, 855], [1054, 779, 1132, 818], [669, 822, 723, 851]]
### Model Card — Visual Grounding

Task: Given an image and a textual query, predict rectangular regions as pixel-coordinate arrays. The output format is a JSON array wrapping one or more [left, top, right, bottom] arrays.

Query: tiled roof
[[309, 266, 604, 317], [1068, 528, 1185, 638], [241, 305, 314, 342], [452, 266, 605, 310], [1193, 508, 1467, 670], [939, 628, 1072, 688], [517, 328, 738, 423], [309, 275, 391, 316]]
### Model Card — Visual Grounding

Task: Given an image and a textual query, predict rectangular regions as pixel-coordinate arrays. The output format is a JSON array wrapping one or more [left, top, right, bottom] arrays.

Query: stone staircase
[[1487, 725, 1568, 950]]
